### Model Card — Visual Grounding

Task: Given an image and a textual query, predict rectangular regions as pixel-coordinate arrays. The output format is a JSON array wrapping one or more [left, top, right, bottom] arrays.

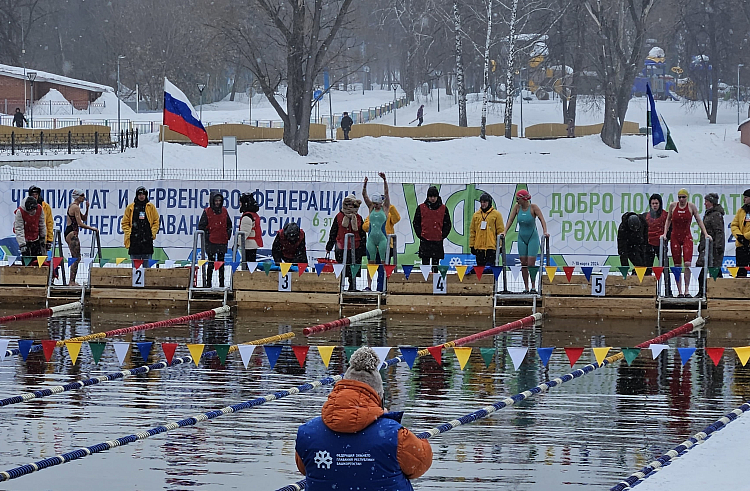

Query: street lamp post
[[197, 83, 206, 122], [435, 70, 442, 112], [391, 83, 399, 126], [26, 71, 36, 128], [738, 64, 744, 125], [117, 55, 125, 138]]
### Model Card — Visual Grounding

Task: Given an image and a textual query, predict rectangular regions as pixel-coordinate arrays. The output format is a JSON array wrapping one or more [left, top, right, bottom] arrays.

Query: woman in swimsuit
[[362, 173, 390, 291], [661, 188, 711, 297], [65, 190, 98, 286], [504, 189, 549, 293]]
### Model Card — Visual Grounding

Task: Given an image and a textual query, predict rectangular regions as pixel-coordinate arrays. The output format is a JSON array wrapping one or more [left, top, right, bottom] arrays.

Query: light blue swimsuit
[[517, 206, 539, 257]]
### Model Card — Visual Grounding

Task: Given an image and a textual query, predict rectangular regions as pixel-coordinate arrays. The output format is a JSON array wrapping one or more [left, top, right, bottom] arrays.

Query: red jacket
[[417, 203, 447, 241], [644, 210, 667, 247]]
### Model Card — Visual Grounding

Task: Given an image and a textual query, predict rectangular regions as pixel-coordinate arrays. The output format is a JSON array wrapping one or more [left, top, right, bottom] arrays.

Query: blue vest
[[296, 414, 413, 491]]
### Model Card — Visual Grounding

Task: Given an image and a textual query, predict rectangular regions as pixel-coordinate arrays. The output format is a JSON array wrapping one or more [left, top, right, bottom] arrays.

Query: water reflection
[[0, 311, 747, 490]]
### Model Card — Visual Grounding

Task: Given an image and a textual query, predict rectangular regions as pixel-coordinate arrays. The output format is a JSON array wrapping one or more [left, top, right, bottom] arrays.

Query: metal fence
[[1, 168, 749, 184], [2, 99, 106, 116]]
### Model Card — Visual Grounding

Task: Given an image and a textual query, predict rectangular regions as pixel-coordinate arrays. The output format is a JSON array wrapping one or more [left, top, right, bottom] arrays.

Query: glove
[[471, 247, 477, 256], [739, 236, 750, 247], [46, 241, 53, 251], [19, 245, 28, 256]]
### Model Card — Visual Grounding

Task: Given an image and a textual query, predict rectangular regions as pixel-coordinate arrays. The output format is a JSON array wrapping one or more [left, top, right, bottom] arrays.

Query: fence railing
[[312, 96, 409, 129], [1, 168, 748, 184], [2, 99, 106, 116]]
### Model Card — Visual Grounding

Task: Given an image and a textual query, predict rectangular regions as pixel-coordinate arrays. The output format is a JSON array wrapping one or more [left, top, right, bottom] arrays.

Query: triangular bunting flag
[[36, 255, 46, 267], [297, 263, 307, 276], [148, 259, 159, 268], [262, 261, 273, 275], [98, 258, 109, 267], [136, 342, 152, 362], [238, 344, 257, 368], [343, 346, 358, 364], [705, 347, 724, 366], [419, 265, 431, 281], [291, 346, 310, 367], [402, 265, 413, 279], [455, 265, 468, 282], [197, 259, 207, 267], [371, 347, 392, 370], [318, 346, 336, 368], [545, 266, 557, 283], [41, 340, 57, 361], [671, 266, 682, 282], [509, 265, 522, 280], [115, 257, 126, 265], [618, 266, 630, 279], [473, 266, 484, 281], [68, 257, 78, 267], [564, 347, 584, 367], [648, 344, 669, 359], [635, 267, 647, 283], [350, 263, 361, 279], [367, 264, 379, 278], [454, 347, 472, 369], [537, 347, 554, 367], [653, 267, 664, 280], [727, 267, 739, 278], [427, 345, 443, 365], [65, 341, 82, 364], [528, 266, 539, 281], [52, 257, 63, 269], [563, 266, 575, 282], [164, 260, 176, 268], [214, 344, 231, 365], [264, 345, 283, 369], [229, 261, 240, 273], [621, 348, 641, 366], [18, 339, 34, 361], [437, 265, 449, 279], [600, 266, 611, 280], [507, 347, 529, 370], [314, 263, 326, 276], [246, 261, 258, 273], [480, 347, 496, 367], [734, 346, 750, 366], [6, 255, 17, 265], [491, 266, 503, 281], [581, 267, 593, 282], [113, 342, 130, 365], [161, 343, 178, 364], [83, 257, 94, 267], [399, 346, 418, 369], [280, 262, 292, 276], [0, 338, 9, 361], [689, 267, 701, 281], [708, 267, 722, 280], [213, 261, 225, 271], [677, 347, 696, 366], [89, 341, 106, 364], [592, 347, 611, 366], [332, 263, 345, 278], [187, 344, 205, 366], [383, 264, 396, 278], [132, 259, 144, 269]]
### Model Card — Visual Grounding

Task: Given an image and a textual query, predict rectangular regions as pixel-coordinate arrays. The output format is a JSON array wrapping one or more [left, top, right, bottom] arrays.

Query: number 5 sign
[[591, 275, 606, 296]]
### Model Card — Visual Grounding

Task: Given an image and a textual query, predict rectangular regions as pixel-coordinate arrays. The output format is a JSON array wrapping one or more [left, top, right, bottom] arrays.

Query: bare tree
[[453, 0, 468, 126], [0, 0, 49, 65], [584, 0, 657, 149]]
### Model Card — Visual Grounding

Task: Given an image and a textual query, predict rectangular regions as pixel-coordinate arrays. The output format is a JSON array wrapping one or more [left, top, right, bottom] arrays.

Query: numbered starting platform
[[90, 266, 192, 310], [233, 270, 340, 314], [386, 272, 494, 315]]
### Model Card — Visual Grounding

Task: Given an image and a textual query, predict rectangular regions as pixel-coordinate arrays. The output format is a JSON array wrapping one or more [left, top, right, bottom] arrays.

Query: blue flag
[[18, 340, 34, 361], [136, 342, 153, 362], [402, 265, 413, 280], [678, 347, 696, 366], [537, 347, 555, 367], [314, 263, 326, 276], [399, 346, 418, 369], [581, 267, 593, 282], [646, 84, 665, 146], [264, 345, 283, 369]]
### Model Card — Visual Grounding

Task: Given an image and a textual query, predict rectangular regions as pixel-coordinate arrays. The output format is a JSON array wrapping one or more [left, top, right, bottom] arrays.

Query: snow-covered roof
[[0, 64, 113, 93]]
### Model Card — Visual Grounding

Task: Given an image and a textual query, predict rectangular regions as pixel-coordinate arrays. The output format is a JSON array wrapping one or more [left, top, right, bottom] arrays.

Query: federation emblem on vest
[[314, 450, 333, 469]]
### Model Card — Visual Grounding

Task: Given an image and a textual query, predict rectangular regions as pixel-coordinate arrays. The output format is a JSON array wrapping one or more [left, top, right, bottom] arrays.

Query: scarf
[[341, 196, 362, 230]]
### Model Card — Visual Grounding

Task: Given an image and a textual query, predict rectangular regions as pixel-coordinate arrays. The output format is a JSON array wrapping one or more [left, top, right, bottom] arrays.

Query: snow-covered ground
[[629, 408, 750, 491], [2, 88, 749, 175]]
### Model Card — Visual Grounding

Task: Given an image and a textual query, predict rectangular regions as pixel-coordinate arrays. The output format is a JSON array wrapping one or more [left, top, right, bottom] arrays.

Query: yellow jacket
[[41, 201, 53, 244], [731, 206, 750, 247], [469, 206, 505, 250], [363, 205, 401, 246], [122, 202, 160, 248]]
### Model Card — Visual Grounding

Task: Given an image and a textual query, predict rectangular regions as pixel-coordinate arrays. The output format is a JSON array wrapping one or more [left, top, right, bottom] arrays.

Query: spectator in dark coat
[[617, 212, 649, 270], [696, 193, 726, 297], [416, 105, 424, 126], [413, 186, 451, 272], [13, 108, 27, 128], [341, 112, 353, 140]]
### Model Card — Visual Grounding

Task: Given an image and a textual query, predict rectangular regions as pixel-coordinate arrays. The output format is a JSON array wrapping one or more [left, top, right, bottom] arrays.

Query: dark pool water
[[1, 309, 749, 490]]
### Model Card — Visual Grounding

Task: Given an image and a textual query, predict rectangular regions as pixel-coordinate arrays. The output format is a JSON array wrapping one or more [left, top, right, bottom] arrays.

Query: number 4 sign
[[132, 265, 145, 288], [433, 274, 446, 295], [591, 275, 606, 296]]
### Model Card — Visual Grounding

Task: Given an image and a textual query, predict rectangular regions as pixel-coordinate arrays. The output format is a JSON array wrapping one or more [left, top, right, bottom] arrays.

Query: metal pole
[[519, 82, 523, 137], [393, 87, 397, 126], [136, 84, 139, 114], [117, 58, 121, 139], [739, 64, 744, 125], [30, 81, 33, 128]]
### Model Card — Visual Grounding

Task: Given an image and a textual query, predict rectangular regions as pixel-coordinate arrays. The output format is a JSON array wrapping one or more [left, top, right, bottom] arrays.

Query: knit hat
[[341, 195, 362, 231], [705, 193, 719, 205], [427, 186, 439, 198], [744, 189, 750, 198], [344, 347, 384, 400]]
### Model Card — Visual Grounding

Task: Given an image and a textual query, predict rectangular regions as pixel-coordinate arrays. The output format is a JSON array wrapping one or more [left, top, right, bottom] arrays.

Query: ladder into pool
[[187, 230, 241, 313], [493, 235, 550, 325], [338, 233, 395, 316], [656, 236, 710, 327]]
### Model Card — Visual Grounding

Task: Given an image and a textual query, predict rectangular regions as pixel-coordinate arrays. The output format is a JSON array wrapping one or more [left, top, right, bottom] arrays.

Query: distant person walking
[[696, 193, 725, 296], [416, 105, 424, 126], [121, 186, 159, 260], [13, 108, 27, 128], [661, 189, 711, 297], [730, 188, 750, 278], [504, 189, 549, 294], [340, 112, 353, 140]]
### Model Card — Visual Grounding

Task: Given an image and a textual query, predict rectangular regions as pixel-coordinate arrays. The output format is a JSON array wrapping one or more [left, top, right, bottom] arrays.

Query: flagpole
[[646, 115, 650, 184], [160, 124, 165, 180]]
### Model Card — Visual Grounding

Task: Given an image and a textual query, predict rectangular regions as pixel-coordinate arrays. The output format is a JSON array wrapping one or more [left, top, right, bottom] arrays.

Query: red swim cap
[[516, 189, 531, 200]]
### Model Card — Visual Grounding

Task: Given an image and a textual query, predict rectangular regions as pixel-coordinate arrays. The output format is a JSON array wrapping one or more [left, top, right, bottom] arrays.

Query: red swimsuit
[[670, 204, 694, 264]]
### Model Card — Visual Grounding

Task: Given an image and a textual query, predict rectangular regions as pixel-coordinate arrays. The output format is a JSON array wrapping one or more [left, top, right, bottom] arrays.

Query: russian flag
[[163, 77, 208, 147]]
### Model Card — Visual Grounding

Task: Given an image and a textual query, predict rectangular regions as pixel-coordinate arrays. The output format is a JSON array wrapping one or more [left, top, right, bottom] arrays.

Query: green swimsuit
[[366, 208, 388, 261], [517, 206, 540, 257]]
